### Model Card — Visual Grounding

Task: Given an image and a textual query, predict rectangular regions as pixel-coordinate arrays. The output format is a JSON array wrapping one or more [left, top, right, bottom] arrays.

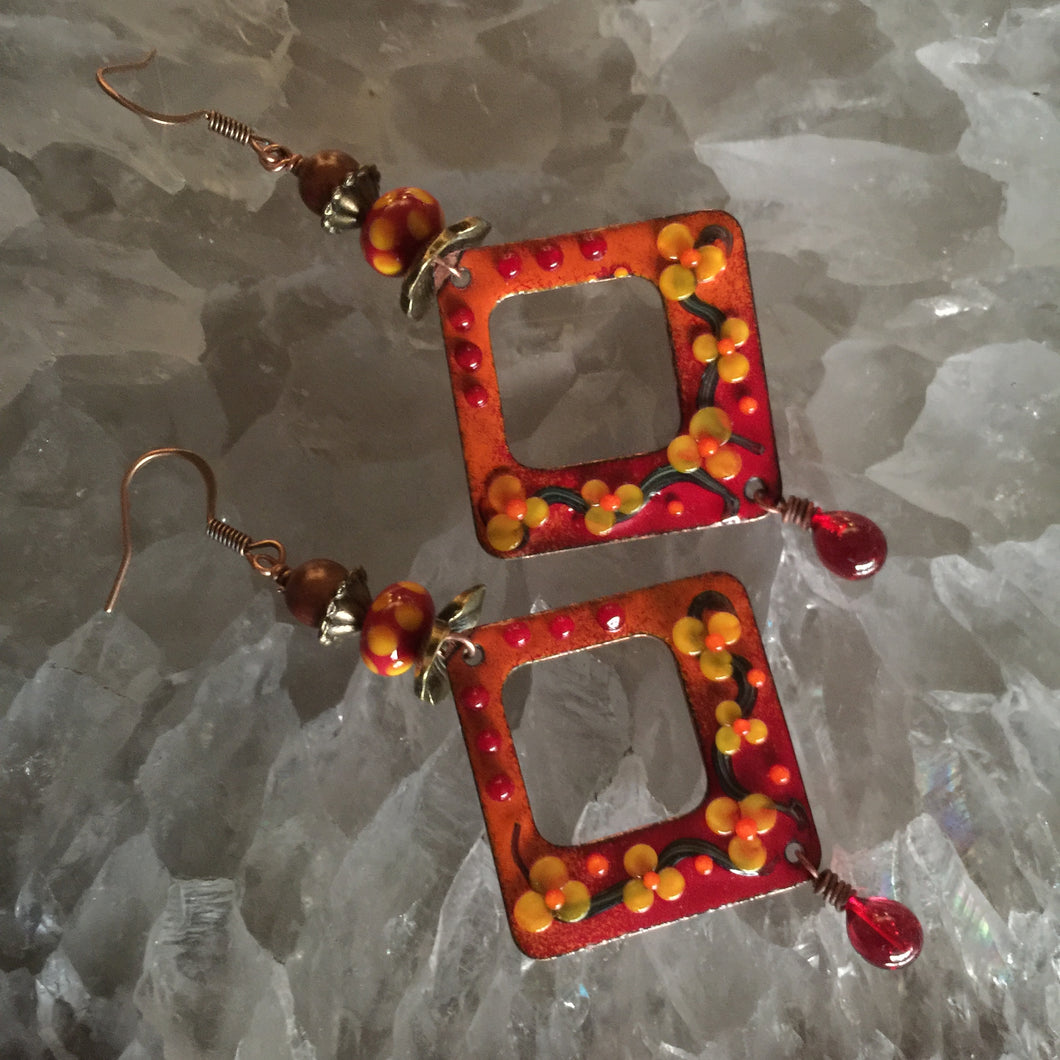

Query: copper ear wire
[[104, 447, 287, 614], [96, 50, 301, 172]]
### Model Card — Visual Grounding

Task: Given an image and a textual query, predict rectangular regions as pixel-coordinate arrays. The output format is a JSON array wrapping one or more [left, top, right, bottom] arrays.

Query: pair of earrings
[[98, 54, 918, 967]]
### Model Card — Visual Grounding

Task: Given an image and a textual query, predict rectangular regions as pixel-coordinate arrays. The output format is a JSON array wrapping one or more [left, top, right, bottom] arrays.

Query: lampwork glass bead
[[360, 582, 435, 676], [810, 510, 888, 579], [845, 895, 923, 969], [296, 150, 358, 215], [360, 187, 444, 277], [282, 558, 349, 628]]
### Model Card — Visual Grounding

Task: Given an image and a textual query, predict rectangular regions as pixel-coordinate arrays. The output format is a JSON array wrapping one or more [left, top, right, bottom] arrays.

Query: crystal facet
[[845, 894, 923, 968], [810, 510, 888, 579]]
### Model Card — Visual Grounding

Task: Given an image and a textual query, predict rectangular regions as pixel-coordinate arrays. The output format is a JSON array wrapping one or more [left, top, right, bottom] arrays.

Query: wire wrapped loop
[[810, 868, 856, 910], [206, 518, 288, 579], [755, 490, 819, 529]]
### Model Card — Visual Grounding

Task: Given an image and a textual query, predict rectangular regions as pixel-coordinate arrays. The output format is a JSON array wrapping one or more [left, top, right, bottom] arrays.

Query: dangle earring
[[104, 447, 921, 966], [97, 54, 887, 576]]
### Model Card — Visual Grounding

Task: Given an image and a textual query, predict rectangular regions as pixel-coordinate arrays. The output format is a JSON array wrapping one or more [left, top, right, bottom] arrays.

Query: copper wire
[[792, 846, 856, 910], [205, 519, 254, 553], [441, 631, 482, 664], [754, 490, 819, 530], [104, 447, 289, 613], [97, 51, 300, 173], [206, 519, 288, 579], [203, 112, 255, 145]]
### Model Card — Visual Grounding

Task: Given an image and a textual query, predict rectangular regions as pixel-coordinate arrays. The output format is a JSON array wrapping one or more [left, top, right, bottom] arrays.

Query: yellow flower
[[655, 222, 727, 299], [705, 794, 778, 872], [666, 406, 742, 482], [671, 609, 745, 682], [484, 474, 549, 552], [513, 856, 591, 933], [620, 843, 686, 913], [580, 479, 645, 536], [713, 699, 768, 755]]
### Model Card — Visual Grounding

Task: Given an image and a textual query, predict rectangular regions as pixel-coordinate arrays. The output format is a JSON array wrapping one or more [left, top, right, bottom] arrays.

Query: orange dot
[[667, 499, 685, 517], [544, 888, 566, 912], [768, 764, 791, 785], [693, 854, 714, 875], [738, 396, 759, 416], [697, 436, 719, 458], [642, 871, 661, 891], [705, 633, 727, 653], [679, 248, 701, 269], [747, 668, 767, 688], [599, 493, 621, 512], [735, 817, 758, 841], [505, 498, 527, 521], [717, 337, 736, 357], [586, 853, 609, 877], [732, 718, 751, 736]]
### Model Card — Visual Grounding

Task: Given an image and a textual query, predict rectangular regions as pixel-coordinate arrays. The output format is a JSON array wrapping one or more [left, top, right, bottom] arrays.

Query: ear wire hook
[[96, 50, 301, 173], [104, 447, 288, 614]]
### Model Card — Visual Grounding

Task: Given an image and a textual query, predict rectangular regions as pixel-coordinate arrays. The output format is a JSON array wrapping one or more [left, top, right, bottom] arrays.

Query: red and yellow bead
[[360, 187, 444, 277], [360, 581, 435, 677]]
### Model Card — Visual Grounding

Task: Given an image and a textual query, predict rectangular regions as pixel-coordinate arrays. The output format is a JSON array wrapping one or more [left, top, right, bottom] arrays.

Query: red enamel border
[[436, 212, 781, 558], [446, 572, 819, 959]]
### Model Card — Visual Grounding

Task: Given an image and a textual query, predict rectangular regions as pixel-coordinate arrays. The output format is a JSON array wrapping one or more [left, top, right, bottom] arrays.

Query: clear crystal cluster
[[0, 1, 1057, 1056]]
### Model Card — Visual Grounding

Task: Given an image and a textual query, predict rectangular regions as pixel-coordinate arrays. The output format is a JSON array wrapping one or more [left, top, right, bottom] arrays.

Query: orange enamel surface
[[435, 212, 781, 558], [445, 572, 819, 959]]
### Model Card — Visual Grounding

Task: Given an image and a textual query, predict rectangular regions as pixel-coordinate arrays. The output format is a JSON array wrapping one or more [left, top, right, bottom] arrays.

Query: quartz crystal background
[[0, 0, 1058, 1056]]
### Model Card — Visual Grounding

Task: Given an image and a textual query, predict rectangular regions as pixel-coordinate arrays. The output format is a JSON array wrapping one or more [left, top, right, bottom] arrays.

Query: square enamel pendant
[[445, 572, 819, 959], [436, 212, 781, 558]]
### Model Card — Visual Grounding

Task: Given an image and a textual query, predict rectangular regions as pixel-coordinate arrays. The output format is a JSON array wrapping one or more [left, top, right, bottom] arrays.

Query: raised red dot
[[549, 615, 575, 640], [476, 729, 502, 754], [717, 337, 736, 356], [667, 499, 685, 517], [738, 396, 759, 416], [642, 870, 661, 891], [505, 498, 527, 521], [503, 622, 531, 649], [460, 685, 489, 711], [544, 888, 565, 911], [448, 305, 475, 331], [735, 817, 758, 841], [732, 718, 751, 736], [464, 384, 489, 408], [535, 243, 563, 271], [586, 853, 609, 877], [693, 854, 714, 876], [578, 234, 607, 260], [496, 251, 522, 278], [595, 603, 625, 632], [746, 668, 767, 688], [767, 764, 791, 786], [705, 634, 727, 653], [485, 774, 514, 802], [453, 341, 482, 371]]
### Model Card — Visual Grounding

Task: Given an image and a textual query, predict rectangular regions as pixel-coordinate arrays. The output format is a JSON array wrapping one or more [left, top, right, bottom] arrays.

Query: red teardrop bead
[[810, 510, 887, 579], [845, 895, 923, 968]]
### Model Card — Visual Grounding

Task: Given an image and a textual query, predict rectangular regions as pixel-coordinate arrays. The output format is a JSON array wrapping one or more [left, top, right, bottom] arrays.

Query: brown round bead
[[296, 150, 358, 215], [282, 558, 349, 628]]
